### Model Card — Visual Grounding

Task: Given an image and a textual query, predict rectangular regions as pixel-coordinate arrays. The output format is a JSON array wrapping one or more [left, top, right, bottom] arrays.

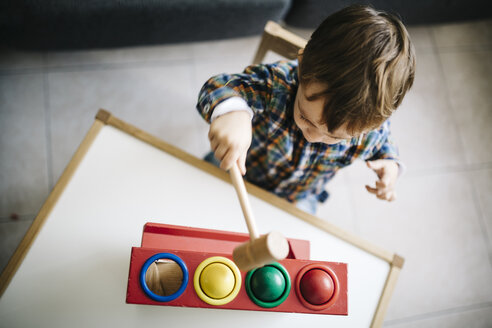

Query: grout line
[[436, 44, 492, 54], [403, 162, 492, 178], [189, 44, 199, 103], [0, 67, 44, 76], [412, 28, 437, 55], [343, 171, 361, 234], [0, 36, 262, 77], [428, 28, 476, 169], [0, 56, 204, 77], [384, 302, 492, 326], [469, 173, 492, 269], [0, 214, 36, 223], [413, 47, 436, 56], [42, 55, 54, 191]]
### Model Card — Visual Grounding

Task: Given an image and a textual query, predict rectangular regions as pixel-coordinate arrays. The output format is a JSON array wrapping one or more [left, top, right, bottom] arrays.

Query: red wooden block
[[140, 223, 311, 260], [126, 223, 347, 315]]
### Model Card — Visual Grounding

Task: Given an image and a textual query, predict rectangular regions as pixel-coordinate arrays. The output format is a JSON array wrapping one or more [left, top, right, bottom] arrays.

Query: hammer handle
[[229, 163, 260, 240]]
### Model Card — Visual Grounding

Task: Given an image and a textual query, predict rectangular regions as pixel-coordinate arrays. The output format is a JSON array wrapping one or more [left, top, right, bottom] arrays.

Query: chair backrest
[[252, 21, 308, 64]]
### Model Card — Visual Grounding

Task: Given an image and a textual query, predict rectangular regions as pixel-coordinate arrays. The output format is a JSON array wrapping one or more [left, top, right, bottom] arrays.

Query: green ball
[[250, 266, 286, 302]]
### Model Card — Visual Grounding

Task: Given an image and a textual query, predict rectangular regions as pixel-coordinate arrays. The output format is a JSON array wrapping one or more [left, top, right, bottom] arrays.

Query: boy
[[196, 5, 416, 214]]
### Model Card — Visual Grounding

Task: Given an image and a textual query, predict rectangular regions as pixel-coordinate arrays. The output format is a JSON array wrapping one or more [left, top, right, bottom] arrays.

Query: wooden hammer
[[229, 163, 289, 271]]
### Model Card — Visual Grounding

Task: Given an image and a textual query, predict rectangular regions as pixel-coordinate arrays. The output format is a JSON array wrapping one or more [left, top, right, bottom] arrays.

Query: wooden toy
[[229, 163, 289, 271], [126, 222, 348, 315]]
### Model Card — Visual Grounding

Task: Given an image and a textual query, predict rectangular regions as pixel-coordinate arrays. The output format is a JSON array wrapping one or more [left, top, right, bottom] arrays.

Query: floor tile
[[432, 19, 492, 49], [190, 36, 261, 61], [438, 49, 492, 165], [191, 36, 265, 84], [0, 74, 49, 218], [384, 304, 492, 327], [45, 43, 194, 68], [471, 168, 492, 253], [387, 51, 466, 172], [262, 51, 290, 64], [48, 62, 208, 182], [0, 217, 34, 274], [192, 57, 255, 99], [339, 160, 377, 204], [349, 171, 492, 320], [406, 26, 435, 53], [192, 41, 290, 97], [0, 48, 45, 71], [315, 170, 357, 233]]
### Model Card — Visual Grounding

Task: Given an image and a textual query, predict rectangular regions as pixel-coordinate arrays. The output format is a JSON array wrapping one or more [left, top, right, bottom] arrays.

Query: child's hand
[[365, 159, 399, 201], [209, 111, 252, 175]]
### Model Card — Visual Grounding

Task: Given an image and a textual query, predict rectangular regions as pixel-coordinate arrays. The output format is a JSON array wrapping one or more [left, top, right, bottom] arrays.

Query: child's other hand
[[365, 159, 399, 202], [209, 111, 252, 175]]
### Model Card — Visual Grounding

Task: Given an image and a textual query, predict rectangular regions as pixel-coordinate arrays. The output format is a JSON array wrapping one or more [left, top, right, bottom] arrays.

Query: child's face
[[293, 81, 356, 144]]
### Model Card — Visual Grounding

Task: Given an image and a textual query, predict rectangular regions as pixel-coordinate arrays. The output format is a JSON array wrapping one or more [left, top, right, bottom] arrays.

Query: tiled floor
[[1, 19, 491, 326]]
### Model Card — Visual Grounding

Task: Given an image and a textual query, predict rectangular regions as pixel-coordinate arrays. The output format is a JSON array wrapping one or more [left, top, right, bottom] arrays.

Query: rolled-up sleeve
[[196, 64, 273, 123], [363, 120, 406, 174]]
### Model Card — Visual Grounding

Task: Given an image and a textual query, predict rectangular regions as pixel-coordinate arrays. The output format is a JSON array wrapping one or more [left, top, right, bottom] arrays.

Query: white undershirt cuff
[[210, 97, 254, 122]]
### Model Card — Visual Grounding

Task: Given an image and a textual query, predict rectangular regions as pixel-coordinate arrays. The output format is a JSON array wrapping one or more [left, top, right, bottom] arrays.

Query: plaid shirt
[[197, 60, 401, 203]]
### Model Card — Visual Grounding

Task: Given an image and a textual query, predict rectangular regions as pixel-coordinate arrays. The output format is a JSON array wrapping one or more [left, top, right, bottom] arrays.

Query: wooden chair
[[252, 21, 308, 64]]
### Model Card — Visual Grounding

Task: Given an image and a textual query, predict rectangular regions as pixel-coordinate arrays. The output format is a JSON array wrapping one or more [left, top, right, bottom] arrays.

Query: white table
[[0, 110, 403, 327]]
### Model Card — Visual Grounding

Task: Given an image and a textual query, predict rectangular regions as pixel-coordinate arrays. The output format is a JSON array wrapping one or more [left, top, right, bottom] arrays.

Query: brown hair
[[299, 5, 416, 134]]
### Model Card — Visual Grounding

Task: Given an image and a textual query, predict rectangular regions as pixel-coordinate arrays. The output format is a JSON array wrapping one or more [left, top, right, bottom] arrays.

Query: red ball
[[299, 269, 334, 305]]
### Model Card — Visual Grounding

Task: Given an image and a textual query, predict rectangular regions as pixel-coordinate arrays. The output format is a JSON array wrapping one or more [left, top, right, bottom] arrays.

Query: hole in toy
[[144, 259, 184, 296]]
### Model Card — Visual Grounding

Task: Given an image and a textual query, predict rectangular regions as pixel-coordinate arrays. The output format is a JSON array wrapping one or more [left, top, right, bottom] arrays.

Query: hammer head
[[233, 231, 290, 271]]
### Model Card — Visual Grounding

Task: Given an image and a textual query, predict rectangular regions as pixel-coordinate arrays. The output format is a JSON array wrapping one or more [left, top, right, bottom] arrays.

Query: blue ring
[[139, 253, 188, 302]]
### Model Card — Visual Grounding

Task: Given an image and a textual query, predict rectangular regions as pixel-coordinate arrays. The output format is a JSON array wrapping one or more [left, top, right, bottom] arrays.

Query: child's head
[[294, 5, 416, 144]]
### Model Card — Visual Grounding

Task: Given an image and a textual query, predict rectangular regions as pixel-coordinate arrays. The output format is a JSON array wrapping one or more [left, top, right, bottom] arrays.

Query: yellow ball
[[199, 263, 235, 299]]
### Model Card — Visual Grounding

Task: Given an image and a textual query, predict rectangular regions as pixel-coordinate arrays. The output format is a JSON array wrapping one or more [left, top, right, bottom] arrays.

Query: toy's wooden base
[[126, 223, 347, 315]]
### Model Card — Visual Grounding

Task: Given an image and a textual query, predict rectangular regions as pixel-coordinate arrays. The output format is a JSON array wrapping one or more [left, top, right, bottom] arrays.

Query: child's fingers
[[210, 140, 219, 153], [376, 180, 388, 189], [380, 172, 393, 188], [367, 183, 388, 196], [374, 190, 389, 201], [379, 191, 396, 201], [367, 160, 384, 178], [365, 185, 378, 194], [214, 144, 229, 160], [220, 158, 233, 171], [209, 133, 221, 152], [208, 130, 215, 142], [221, 149, 241, 172], [366, 185, 397, 202], [219, 151, 234, 171], [214, 144, 229, 161], [208, 131, 220, 148], [378, 172, 391, 185], [375, 180, 392, 195], [237, 153, 247, 175]]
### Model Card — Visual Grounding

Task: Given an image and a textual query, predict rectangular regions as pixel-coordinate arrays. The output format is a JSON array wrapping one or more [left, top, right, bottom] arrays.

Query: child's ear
[[297, 48, 304, 62]]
